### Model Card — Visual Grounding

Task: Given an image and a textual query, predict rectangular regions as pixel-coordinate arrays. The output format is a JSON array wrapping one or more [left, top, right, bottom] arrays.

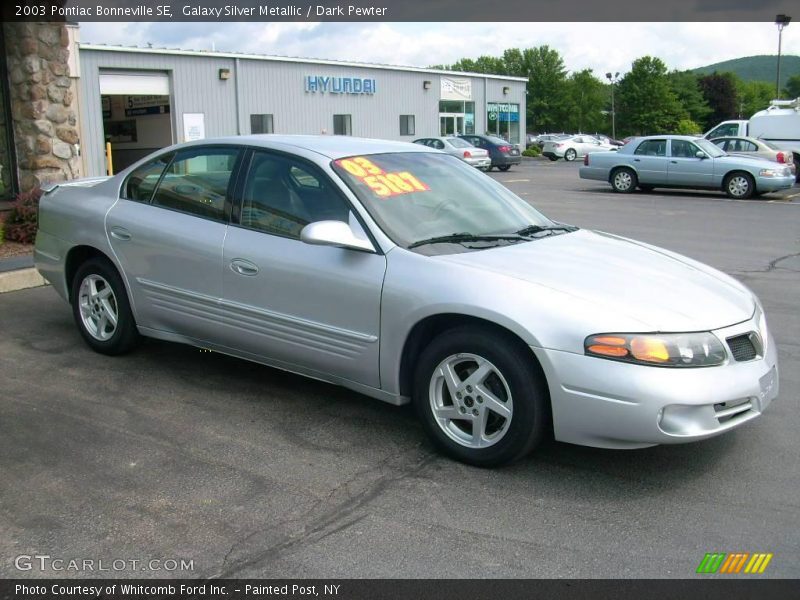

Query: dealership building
[[0, 22, 528, 196]]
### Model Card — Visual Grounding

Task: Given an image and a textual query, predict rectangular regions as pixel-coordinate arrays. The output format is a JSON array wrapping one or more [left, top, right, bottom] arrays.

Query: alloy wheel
[[428, 353, 514, 449], [78, 274, 119, 341]]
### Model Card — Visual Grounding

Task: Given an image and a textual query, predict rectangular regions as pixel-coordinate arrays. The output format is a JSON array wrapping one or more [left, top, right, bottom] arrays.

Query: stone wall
[[3, 22, 81, 192]]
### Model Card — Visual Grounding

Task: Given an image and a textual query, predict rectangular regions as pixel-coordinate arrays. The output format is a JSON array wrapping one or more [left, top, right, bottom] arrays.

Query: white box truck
[[704, 98, 800, 181]]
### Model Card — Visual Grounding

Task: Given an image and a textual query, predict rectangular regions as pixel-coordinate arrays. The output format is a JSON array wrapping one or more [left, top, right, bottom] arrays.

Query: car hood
[[713, 154, 778, 168], [435, 229, 754, 331]]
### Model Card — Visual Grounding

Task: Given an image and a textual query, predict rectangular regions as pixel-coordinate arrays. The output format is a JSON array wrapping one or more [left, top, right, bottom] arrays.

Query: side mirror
[[300, 220, 375, 252], [695, 151, 707, 159]]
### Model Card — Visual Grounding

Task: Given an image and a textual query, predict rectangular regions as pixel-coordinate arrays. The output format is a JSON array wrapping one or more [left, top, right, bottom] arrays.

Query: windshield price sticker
[[337, 157, 430, 198]]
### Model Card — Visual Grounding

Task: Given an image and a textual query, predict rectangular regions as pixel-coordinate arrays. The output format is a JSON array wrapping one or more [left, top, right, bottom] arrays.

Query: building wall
[[79, 48, 527, 177], [3, 22, 82, 192]]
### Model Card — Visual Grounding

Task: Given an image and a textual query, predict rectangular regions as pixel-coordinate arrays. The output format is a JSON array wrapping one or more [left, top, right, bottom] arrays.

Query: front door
[[667, 139, 714, 187], [440, 114, 465, 136], [220, 150, 386, 387], [107, 146, 240, 342]]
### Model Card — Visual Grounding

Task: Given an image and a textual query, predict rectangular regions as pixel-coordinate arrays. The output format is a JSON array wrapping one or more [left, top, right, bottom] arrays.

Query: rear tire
[[71, 258, 140, 355], [412, 326, 549, 467], [610, 167, 637, 193], [498, 165, 511, 172], [723, 172, 755, 199], [564, 149, 577, 161], [548, 156, 559, 162]]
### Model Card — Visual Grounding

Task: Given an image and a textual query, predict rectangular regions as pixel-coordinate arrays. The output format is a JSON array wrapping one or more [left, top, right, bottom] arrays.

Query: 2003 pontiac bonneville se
[[34, 135, 779, 466]]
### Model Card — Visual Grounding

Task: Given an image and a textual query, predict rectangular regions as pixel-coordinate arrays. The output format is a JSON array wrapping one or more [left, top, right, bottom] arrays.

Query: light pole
[[775, 14, 792, 99], [605, 72, 620, 140]]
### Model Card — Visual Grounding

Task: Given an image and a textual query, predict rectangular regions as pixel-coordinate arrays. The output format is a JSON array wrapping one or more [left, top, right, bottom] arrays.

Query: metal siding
[[79, 49, 527, 176]]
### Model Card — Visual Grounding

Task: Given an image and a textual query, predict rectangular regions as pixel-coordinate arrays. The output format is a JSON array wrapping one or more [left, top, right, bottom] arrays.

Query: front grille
[[727, 333, 758, 362], [713, 398, 753, 424]]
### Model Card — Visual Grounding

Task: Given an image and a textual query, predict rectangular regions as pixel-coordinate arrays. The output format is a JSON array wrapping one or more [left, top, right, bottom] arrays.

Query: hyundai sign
[[305, 76, 377, 95]]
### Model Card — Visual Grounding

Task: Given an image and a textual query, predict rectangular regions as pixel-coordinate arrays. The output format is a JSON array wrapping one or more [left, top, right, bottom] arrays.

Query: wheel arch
[[721, 169, 755, 190], [64, 245, 119, 302], [397, 313, 549, 400], [608, 164, 639, 182]]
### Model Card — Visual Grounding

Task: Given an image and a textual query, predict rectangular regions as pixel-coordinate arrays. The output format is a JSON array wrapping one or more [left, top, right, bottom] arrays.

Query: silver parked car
[[710, 136, 797, 177], [542, 135, 615, 161], [413, 136, 491, 170], [36, 135, 778, 466], [580, 135, 795, 198]]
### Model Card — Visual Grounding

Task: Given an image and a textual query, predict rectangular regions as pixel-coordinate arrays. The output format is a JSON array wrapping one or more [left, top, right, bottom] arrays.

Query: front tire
[[71, 257, 140, 355], [564, 148, 577, 161], [723, 172, 755, 199], [412, 326, 549, 467], [610, 167, 637, 193]]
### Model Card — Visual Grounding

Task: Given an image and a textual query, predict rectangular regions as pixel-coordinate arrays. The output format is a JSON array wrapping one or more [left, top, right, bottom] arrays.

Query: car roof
[[169, 134, 432, 159], [635, 135, 702, 141]]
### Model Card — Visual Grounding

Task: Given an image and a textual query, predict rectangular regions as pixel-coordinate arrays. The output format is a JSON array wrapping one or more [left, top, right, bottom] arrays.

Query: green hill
[[691, 55, 800, 89]]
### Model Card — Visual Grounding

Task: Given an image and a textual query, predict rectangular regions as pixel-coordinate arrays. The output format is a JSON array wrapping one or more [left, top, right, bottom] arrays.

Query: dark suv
[[459, 135, 522, 171]]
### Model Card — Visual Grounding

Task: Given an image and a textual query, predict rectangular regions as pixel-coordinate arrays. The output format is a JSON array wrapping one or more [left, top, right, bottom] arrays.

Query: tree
[[616, 56, 685, 135], [736, 79, 774, 119], [698, 72, 739, 130], [563, 69, 608, 133], [667, 70, 711, 127], [783, 74, 800, 99], [521, 46, 570, 132]]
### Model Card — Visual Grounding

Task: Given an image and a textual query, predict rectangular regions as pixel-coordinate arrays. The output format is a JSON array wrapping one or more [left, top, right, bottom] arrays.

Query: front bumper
[[754, 174, 795, 193], [531, 316, 778, 449]]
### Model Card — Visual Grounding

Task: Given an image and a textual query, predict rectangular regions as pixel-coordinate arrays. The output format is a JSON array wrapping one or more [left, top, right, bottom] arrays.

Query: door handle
[[230, 259, 259, 276], [633, 158, 641, 162], [670, 160, 678, 164], [109, 226, 131, 241]]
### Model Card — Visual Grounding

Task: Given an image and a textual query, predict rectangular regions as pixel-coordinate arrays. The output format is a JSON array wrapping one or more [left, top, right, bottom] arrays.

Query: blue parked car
[[580, 135, 795, 199], [459, 134, 522, 171]]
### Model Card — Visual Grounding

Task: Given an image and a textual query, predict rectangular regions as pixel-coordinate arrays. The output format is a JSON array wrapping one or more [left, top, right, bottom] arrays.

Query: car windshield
[[331, 152, 558, 255], [694, 138, 726, 158], [447, 138, 472, 148]]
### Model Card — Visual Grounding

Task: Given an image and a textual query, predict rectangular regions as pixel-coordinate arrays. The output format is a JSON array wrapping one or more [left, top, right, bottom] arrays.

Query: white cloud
[[78, 21, 800, 77]]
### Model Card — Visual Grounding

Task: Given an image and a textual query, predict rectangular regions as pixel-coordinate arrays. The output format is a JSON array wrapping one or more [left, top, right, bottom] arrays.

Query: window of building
[[151, 147, 239, 221], [399, 115, 415, 136], [240, 151, 351, 240], [333, 114, 352, 136], [122, 152, 173, 201], [486, 102, 520, 144], [250, 114, 274, 134]]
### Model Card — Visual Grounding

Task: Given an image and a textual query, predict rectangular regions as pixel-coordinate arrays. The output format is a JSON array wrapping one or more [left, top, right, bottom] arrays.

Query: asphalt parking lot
[[1, 160, 798, 579]]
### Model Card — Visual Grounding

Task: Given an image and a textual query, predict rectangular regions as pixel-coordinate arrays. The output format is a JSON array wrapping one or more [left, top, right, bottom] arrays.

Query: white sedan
[[542, 135, 615, 161]]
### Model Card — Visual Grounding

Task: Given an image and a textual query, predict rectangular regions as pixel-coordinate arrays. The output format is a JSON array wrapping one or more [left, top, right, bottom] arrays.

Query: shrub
[[522, 146, 542, 157], [5, 188, 42, 245]]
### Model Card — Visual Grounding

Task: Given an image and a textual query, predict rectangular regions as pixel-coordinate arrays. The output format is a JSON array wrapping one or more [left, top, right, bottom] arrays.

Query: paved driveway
[[1, 162, 798, 578]]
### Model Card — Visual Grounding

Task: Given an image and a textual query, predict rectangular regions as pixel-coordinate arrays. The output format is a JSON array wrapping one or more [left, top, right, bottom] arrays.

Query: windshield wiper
[[515, 224, 579, 237], [407, 232, 527, 249]]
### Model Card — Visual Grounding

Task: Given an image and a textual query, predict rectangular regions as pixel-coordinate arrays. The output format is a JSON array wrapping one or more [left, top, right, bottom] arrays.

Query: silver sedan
[[413, 136, 491, 170], [580, 135, 795, 199], [35, 135, 778, 466]]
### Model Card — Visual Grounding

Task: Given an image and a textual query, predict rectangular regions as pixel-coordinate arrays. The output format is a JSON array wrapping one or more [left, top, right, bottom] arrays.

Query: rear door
[[107, 145, 241, 341], [219, 149, 386, 387], [667, 139, 713, 187], [631, 139, 669, 184]]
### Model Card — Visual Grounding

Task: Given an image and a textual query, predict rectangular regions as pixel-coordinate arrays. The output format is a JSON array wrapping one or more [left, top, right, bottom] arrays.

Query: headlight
[[759, 168, 789, 178], [584, 332, 727, 367]]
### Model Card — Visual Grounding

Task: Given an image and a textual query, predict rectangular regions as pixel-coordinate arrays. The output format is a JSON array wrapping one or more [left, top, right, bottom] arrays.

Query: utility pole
[[605, 72, 620, 140], [775, 15, 792, 99]]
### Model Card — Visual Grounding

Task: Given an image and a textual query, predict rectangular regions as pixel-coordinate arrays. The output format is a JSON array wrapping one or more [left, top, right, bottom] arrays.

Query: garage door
[[99, 71, 170, 96]]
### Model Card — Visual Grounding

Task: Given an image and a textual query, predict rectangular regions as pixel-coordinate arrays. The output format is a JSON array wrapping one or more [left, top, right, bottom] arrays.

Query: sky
[[77, 22, 800, 77]]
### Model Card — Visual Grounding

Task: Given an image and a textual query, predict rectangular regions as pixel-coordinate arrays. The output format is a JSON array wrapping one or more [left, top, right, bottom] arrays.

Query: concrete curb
[[0, 267, 48, 293]]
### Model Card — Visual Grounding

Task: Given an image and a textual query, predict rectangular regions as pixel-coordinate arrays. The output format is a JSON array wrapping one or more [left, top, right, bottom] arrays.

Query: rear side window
[[634, 140, 667, 157], [122, 153, 173, 201], [151, 147, 239, 221]]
